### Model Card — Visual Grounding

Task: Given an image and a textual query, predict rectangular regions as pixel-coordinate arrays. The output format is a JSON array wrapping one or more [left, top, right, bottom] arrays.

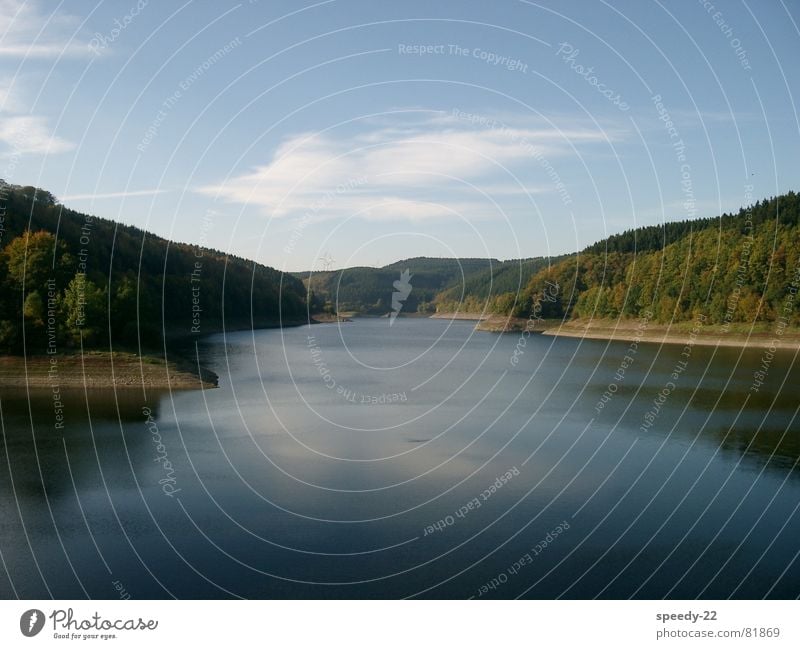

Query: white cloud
[[0, 56, 76, 158], [0, 115, 73, 155], [197, 114, 611, 222], [61, 188, 168, 201], [0, 44, 83, 58], [0, 0, 88, 59], [326, 197, 482, 223]]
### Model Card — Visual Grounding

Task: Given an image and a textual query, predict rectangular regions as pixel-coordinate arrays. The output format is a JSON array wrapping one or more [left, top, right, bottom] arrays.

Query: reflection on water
[[1, 319, 799, 599], [0, 387, 163, 422]]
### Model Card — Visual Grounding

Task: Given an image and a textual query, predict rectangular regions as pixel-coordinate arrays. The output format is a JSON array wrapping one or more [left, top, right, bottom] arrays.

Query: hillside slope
[[510, 192, 800, 327], [299, 257, 499, 315], [0, 182, 308, 354], [297, 191, 800, 333]]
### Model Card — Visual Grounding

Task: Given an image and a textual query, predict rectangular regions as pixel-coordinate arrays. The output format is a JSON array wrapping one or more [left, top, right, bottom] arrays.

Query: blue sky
[[1, 0, 798, 271]]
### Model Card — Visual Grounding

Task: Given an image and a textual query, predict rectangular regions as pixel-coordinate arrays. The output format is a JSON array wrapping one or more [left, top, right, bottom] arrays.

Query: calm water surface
[[1, 318, 799, 598]]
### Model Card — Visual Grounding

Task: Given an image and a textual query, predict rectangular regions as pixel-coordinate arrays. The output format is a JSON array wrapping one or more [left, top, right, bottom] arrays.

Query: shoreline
[[430, 312, 490, 321], [434, 313, 800, 350], [0, 352, 218, 390], [476, 316, 555, 332], [541, 319, 800, 350], [309, 312, 353, 323], [163, 317, 311, 340], [5, 318, 343, 390]]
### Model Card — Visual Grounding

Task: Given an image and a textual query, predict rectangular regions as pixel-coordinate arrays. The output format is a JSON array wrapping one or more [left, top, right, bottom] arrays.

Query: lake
[[1, 317, 799, 599]]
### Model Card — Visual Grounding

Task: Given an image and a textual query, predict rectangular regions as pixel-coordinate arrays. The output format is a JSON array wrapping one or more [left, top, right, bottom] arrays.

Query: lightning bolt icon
[[28, 611, 38, 632]]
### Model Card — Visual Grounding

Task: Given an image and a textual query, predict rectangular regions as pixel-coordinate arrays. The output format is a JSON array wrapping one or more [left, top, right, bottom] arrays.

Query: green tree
[[4, 230, 71, 292], [23, 291, 45, 327], [111, 274, 138, 342], [62, 274, 107, 345]]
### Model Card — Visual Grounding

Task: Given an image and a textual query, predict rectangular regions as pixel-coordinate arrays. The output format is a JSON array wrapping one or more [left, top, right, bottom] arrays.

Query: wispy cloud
[[197, 113, 612, 222], [60, 188, 169, 202], [0, 77, 23, 111], [0, 41, 77, 157], [0, 0, 89, 59], [0, 115, 73, 155]]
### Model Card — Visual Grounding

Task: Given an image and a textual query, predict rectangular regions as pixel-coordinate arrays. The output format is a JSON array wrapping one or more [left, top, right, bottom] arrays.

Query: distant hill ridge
[[3, 181, 797, 347], [299, 191, 800, 327]]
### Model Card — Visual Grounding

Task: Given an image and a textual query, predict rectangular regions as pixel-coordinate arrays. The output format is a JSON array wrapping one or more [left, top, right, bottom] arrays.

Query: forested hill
[[434, 256, 567, 312], [299, 257, 498, 315], [297, 256, 566, 315], [584, 193, 800, 255], [0, 182, 308, 354], [511, 192, 800, 326], [7, 180, 794, 352], [299, 191, 800, 329]]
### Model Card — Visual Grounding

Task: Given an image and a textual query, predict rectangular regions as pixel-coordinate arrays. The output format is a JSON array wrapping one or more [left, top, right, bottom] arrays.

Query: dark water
[[1, 318, 799, 599]]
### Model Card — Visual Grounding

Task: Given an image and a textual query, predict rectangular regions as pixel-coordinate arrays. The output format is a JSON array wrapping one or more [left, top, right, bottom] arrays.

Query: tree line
[[0, 182, 308, 355], [4, 180, 796, 348], [296, 192, 800, 327], [500, 192, 800, 325]]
